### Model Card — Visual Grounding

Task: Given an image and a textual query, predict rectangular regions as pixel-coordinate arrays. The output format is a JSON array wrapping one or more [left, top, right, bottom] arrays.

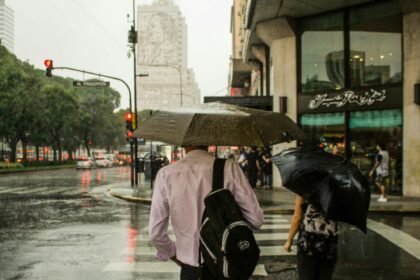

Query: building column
[[402, 11, 420, 197], [256, 17, 297, 188]]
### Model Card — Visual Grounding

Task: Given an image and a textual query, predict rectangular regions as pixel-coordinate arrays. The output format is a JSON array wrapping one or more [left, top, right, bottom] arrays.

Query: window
[[349, 1, 402, 87], [301, 13, 344, 92], [300, 1, 402, 93], [301, 113, 345, 156]]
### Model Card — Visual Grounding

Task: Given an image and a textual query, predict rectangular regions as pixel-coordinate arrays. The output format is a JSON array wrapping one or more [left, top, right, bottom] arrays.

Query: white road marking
[[137, 232, 289, 242], [17, 187, 51, 194], [103, 262, 267, 276], [368, 219, 420, 260], [261, 224, 290, 230], [260, 245, 296, 256], [0, 186, 28, 194]]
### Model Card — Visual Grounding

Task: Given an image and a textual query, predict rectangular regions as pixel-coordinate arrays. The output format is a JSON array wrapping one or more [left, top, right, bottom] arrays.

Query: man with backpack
[[149, 146, 264, 280]]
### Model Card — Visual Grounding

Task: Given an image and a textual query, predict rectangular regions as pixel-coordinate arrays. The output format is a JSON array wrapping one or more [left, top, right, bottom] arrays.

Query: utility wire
[[71, 0, 125, 48]]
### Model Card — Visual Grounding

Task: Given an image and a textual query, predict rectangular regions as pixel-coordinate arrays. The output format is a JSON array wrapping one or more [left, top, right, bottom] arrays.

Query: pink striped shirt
[[149, 149, 264, 267]]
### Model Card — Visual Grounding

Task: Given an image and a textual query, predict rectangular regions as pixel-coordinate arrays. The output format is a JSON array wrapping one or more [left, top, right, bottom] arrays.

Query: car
[[104, 154, 118, 167], [95, 157, 112, 168], [139, 152, 169, 180], [76, 157, 97, 170]]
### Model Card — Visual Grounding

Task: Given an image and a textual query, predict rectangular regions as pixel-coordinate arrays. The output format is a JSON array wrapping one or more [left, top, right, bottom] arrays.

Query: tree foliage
[[0, 45, 127, 162]]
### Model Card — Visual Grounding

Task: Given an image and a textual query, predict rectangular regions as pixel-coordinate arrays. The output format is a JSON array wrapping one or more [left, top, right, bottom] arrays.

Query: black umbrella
[[272, 148, 370, 233]]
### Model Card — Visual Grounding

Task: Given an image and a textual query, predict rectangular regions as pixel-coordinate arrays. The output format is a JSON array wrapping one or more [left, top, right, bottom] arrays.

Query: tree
[[41, 85, 78, 162]]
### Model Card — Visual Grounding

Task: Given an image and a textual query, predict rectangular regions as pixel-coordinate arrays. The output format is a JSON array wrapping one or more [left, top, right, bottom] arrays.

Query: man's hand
[[170, 256, 182, 267], [283, 240, 293, 253], [369, 170, 374, 178]]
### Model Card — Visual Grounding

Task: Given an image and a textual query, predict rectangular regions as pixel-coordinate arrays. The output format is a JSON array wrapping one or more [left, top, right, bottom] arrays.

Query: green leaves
[[0, 45, 125, 162]]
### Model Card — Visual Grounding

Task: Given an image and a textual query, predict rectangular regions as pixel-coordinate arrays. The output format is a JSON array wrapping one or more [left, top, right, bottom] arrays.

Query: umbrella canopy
[[134, 102, 304, 147], [272, 148, 370, 233]]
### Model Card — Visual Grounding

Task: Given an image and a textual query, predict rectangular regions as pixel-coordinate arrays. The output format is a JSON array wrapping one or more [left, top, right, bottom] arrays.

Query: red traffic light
[[44, 59, 53, 68], [125, 112, 133, 121], [127, 131, 133, 138]]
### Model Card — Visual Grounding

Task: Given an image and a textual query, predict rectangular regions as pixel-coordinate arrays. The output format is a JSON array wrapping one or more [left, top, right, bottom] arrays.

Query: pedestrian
[[149, 146, 264, 280], [262, 151, 273, 189], [369, 142, 390, 202], [257, 148, 265, 187], [246, 146, 260, 189], [237, 146, 248, 175], [284, 196, 339, 280]]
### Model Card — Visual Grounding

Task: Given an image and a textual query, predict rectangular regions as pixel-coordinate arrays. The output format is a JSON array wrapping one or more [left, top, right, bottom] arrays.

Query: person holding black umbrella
[[284, 196, 339, 280]]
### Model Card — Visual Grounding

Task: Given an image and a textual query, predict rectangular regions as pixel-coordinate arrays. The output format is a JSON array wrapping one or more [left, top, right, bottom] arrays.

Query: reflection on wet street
[[1, 168, 420, 279]]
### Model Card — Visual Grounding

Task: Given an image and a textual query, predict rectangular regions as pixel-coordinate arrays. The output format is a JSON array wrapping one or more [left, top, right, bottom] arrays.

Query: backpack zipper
[[221, 221, 252, 252], [199, 217, 217, 264], [221, 221, 253, 278]]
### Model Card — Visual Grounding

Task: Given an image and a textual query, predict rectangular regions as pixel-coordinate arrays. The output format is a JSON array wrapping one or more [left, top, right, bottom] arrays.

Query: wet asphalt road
[[0, 167, 420, 280]]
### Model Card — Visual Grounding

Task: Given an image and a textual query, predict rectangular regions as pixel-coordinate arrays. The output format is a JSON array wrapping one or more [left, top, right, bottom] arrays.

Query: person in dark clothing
[[262, 152, 273, 189], [284, 196, 339, 280], [246, 146, 260, 189]]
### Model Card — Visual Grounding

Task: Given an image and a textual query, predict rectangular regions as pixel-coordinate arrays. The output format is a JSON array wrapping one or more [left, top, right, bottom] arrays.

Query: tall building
[[0, 0, 14, 53], [136, 0, 200, 111], [225, 0, 420, 197]]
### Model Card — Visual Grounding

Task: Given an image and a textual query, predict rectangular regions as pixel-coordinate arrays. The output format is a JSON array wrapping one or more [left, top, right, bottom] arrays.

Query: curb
[[109, 192, 420, 215], [0, 165, 75, 174]]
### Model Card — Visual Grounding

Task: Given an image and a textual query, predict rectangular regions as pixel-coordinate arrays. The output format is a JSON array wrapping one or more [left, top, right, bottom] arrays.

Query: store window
[[301, 13, 344, 92], [349, 1, 402, 87], [301, 113, 345, 156], [300, 0, 402, 92], [350, 109, 402, 194]]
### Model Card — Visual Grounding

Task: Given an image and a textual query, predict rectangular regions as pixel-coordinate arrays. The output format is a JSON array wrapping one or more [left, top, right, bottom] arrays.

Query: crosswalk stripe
[[368, 219, 420, 260], [261, 224, 290, 230], [264, 218, 289, 223], [103, 262, 268, 276], [137, 232, 289, 242], [260, 245, 296, 256], [122, 245, 297, 257], [17, 187, 51, 194], [0, 186, 28, 194]]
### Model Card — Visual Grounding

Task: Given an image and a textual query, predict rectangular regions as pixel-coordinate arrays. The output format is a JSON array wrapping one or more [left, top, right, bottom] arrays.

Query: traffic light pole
[[52, 66, 135, 187], [132, 0, 139, 186]]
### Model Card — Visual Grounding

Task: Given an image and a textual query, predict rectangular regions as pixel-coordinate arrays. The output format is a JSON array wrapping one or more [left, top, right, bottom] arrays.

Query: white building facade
[[136, 0, 200, 111], [0, 0, 14, 53]]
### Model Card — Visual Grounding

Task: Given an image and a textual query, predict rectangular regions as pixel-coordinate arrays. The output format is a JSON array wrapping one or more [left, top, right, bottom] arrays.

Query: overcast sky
[[7, 0, 232, 109]]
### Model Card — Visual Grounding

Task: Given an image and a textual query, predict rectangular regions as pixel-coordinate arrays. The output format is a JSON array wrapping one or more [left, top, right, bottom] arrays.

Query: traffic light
[[125, 112, 133, 131], [44, 59, 53, 77], [125, 112, 134, 141]]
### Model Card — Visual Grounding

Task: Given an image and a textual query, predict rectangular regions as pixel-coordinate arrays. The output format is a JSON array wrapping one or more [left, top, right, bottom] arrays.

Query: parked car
[[139, 152, 169, 180], [76, 157, 97, 170], [95, 157, 112, 168]]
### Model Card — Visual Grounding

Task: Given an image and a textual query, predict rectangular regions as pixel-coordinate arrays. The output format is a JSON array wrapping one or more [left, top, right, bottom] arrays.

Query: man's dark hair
[[376, 142, 386, 150]]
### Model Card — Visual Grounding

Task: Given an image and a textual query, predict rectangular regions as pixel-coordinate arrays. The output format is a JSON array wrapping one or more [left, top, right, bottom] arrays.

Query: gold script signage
[[308, 89, 387, 110]]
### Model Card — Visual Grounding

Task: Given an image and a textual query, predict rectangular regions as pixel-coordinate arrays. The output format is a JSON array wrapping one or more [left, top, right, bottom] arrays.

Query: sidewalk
[[108, 182, 420, 214]]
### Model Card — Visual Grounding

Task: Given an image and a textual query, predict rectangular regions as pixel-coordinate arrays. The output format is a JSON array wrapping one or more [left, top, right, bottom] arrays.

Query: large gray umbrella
[[134, 102, 304, 146]]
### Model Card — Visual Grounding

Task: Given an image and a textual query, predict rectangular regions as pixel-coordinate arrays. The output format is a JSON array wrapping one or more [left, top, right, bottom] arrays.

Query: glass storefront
[[298, 1, 403, 194], [350, 109, 402, 193]]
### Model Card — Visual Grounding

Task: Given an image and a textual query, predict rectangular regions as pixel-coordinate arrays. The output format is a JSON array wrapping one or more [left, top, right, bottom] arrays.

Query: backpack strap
[[199, 158, 226, 268], [212, 158, 226, 191]]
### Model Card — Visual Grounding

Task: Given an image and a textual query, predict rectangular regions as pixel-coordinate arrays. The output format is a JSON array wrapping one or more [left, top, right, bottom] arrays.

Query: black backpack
[[199, 158, 260, 279]]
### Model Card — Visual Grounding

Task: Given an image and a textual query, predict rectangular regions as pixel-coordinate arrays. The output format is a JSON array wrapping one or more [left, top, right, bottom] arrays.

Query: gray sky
[[7, 0, 232, 109]]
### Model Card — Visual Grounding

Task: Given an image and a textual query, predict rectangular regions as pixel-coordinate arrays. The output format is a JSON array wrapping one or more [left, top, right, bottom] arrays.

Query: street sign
[[73, 81, 110, 87]]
